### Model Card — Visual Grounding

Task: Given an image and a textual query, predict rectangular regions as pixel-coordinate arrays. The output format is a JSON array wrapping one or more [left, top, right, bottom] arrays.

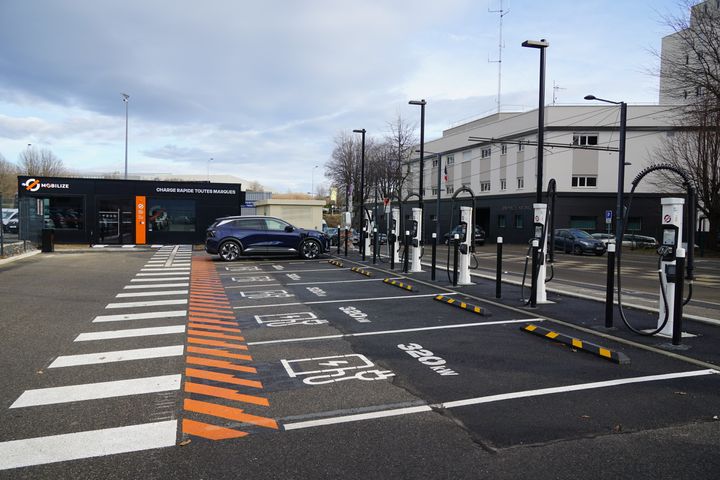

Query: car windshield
[[573, 230, 593, 239], [2, 210, 14, 220]]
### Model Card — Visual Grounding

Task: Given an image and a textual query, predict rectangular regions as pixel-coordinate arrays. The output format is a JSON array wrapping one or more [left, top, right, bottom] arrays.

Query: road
[[1, 246, 719, 479]]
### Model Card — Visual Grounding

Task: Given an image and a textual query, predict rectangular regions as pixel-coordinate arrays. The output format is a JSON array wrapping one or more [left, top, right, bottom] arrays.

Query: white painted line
[[131, 277, 189, 282], [225, 278, 398, 289], [248, 318, 539, 345], [141, 268, 190, 272], [151, 244, 164, 248], [221, 268, 348, 275], [75, 325, 186, 341], [137, 272, 192, 277], [116, 290, 189, 298], [49, 345, 185, 368], [124, 283, 189, 289], [233, 293, 456, 309], [106, 299, 187, 308], [0, 420, 178, 470], [93, 310, 187, 323], [11, 374, 181, 408], [282, 369, 719, 431], [121, 245, 136, 248]]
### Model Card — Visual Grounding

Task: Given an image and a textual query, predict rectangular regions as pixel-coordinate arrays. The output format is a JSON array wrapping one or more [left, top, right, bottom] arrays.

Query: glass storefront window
[[147, 199, 196, 232], [42, 196, 85, 230]]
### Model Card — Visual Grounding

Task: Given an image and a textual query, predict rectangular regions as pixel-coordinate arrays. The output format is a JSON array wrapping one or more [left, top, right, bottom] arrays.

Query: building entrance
[[96, 197, 133, 244]]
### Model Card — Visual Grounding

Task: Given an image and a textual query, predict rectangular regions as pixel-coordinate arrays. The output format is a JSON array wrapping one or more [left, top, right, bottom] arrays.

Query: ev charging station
[[363, 208, 374, 258], [657, 197, 684, 337], [410, 207, 423, 273], [456, 206, 473, 285], [533, 202, 549, 304], [390, 207, 401, 266]]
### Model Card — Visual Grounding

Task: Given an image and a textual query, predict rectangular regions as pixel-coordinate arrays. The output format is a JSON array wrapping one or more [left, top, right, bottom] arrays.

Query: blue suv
[[206, 215, 330, 261]]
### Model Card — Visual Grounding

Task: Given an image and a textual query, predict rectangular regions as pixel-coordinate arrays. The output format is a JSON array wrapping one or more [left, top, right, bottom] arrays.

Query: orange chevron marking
[[187, 329, 245, 341], [187, 337, 249, 350], [184, 399, 278, 430], [186, 346, 252, 360], [188, 317, 237, 326], [185, 368, 263, 388], [188, 322, 242, 332], [186, 356, 257, 373], [184, 381, 269, 406], [182, 418, 248, 440]]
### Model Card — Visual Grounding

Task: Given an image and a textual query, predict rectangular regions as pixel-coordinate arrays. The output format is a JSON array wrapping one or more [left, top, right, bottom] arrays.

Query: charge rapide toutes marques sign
[[154, 186, 236, 195]]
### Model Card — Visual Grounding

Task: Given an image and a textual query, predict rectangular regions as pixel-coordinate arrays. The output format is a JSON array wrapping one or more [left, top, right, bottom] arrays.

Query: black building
[[17, 176, 244, 245]]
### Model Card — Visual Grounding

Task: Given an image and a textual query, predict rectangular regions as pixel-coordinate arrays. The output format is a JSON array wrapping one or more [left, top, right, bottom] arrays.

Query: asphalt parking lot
[[0, 246, 719, 479]]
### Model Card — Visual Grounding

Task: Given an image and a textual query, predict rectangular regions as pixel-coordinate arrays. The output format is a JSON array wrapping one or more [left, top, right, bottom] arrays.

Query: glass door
[[96, 197, 133, 244]]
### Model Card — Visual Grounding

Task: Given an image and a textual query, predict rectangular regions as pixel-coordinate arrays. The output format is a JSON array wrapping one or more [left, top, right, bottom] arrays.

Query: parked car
[[591, 233, 616, 246], [443, 224, 486, 246], [4, 216, 18, 234], [554, 228, 606, 255], [2, 209, 18, 233], [205, 215, 330, 261], [327, 227, 339, 246], [622, 234, 658, 249]]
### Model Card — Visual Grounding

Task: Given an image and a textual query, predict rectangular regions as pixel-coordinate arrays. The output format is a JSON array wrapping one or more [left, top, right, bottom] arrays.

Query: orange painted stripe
[[188, 311, 236, 319], [184, 381, 269, 406], [187, 346, 252, 360], [182, 418, 248, 440], [187, 337, 249, 350], [190, 301, 233, 309], [189, 305, 234, 311], [188, 317, 237, 327], [186, 356, 257, 373], [184, 399, 278, 430], [188, 322, 242, 332], [187, 329, 245, 341], [185, 368, 263, 388], [190, 293, 227, 298]]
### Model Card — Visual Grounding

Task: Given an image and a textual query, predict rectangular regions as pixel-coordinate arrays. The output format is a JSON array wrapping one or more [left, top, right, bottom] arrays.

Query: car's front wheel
[[218, 240, 242, 261], [573, 244, 583, 255], [300, 239, 321, 259]]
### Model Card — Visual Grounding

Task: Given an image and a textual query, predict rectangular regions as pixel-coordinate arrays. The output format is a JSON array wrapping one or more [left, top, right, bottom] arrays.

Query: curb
[[434, 294, 489, 316], [383, 278, 415, 291], [521, 323, 630, 364], [0, 249, 41, 266]]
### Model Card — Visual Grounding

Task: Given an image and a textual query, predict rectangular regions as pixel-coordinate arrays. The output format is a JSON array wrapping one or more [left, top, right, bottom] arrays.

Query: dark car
[[443, 224, 486, 246], [5, 217, 18, 234], [327, 227, 339, 246], [554, 228, 606, 255], [205, 215, 330, 261]]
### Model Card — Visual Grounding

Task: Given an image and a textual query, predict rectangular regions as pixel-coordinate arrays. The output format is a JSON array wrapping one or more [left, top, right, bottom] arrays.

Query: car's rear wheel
[[573, 244, 583, 255], [300, 239, 321, 259], [218, 240, 242, 261]]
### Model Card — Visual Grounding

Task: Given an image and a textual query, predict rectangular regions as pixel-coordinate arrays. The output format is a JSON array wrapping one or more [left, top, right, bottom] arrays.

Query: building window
[[42, 196, 85, 230], [431, 158, 438, 167], [514, 214, 524, 229], [518, 142, 524, 152], [570, 216, 597, 230], [501, 144, 507, 155], [572, 134, 598, 146], [431, 187, 438, 196], [447, 154, 455, 165], [462, 182, 470, 188], [627, 217, 642, 232], [446, 184, 454, 194], [498, 215, 506, 228], [500, 178, 507, 190], [480, 181, 491, 192], [571, 175, 597, 188], [148, 199, 196, 232], [517, 176, 524, 189], [481, 147, 491, 158]]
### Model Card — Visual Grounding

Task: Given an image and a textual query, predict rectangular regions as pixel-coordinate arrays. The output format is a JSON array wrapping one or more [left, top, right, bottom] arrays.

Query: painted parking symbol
[[239, 289, 294, 299], [281, 354, 395, 385], [225, 266, 262, 272], [231, 276, 275, 283], [398, 343, 459, 376], [255, 312, 328, 327]]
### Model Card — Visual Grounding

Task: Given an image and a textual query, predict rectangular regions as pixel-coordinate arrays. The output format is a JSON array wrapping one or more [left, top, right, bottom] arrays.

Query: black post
[[390, 235, 395, 270], [344, 228, 348, 257], [0, 194, 4, 257], [353, 128, 366, 261], [605, 244, 615, 328], [372, 229, 377, 265], [409, 100, 427, 226], [530, 240, 539, 308], [431, 233, 437, 281], [452, 237, 459, 287], [672, 251, 686, 346], [403, 231, 410, 273], [496, 237, 503, 298]]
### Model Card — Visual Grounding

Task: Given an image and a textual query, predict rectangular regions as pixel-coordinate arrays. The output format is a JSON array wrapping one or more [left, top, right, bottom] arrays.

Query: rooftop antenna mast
[[489, 0, 509, 113], [552, 80, 566, 105]]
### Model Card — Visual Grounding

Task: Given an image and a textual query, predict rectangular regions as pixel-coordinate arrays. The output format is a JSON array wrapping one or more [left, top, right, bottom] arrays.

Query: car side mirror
[[284, 225, 294, 232]]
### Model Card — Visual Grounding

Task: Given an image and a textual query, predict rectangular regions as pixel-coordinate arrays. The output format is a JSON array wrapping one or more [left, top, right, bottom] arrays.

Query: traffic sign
[[605, 210, 613, 224]]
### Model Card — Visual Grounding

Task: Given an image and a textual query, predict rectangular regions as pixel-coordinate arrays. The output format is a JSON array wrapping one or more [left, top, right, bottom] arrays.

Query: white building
[[404, 105, 680, 243]]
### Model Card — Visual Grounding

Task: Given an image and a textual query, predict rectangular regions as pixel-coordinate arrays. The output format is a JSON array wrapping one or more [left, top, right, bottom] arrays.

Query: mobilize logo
[[22, 178, 70, 191]]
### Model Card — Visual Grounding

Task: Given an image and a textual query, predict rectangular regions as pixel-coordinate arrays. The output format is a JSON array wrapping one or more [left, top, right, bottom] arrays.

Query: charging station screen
[[662, 228, 676, 246]]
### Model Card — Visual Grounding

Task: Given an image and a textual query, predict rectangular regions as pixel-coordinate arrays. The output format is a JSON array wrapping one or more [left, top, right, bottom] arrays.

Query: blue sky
[[0, 0, 685, 192]]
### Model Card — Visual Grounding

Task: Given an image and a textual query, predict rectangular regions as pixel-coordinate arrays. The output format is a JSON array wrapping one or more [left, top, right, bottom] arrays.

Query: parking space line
[[220, 268, 348, 275], [93, 310, 187, 323], [48, 345, 185, 368], [232, 292, 457, 309], [75, 325, 186, 341], [247, 319, 540, 346], [0, 420, 178, 471], [282, 369, 718, 431], [10, 375, 181, 408], [137, 272, 192, 277]]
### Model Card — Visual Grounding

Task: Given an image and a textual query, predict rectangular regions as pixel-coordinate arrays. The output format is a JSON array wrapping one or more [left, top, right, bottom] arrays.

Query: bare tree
[[0, 153, 19, 205], [18, 147, 68, 176], [654, 0, 720, 249], [381, 114, 417, 201], [246, 180, 264, 192]]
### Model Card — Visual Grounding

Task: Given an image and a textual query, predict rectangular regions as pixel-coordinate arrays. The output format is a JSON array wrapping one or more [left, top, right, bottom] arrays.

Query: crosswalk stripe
[[137, 272, 191, 277], [124, 283, 189, 289], [116, 290, 189, 298], [0, 420, 178, 471], [10, 375, 181, 408], [141, 268, 191, 272], [131, 277, 189, 282], [106, 299, 187, 308], [49, 345, 184, 368], [93, 310, 187, 323], [75, 325, 186, 341]]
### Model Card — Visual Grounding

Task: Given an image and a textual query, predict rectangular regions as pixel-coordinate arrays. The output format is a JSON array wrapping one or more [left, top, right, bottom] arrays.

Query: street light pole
[[121, 93, 129, 180], [521, 41, 548, 203], [208, 157, 213, 182], [409, 99, 426, 225], [353, 129, 367, 260]]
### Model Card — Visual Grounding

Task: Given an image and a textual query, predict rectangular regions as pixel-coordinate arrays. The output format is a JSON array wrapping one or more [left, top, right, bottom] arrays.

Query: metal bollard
[[672, 248, 686, 346], [530, 239, 539, 308], [403, 231, 410, 273], [605, 243, 615, 328], [452, 233, 459, 287], [431, 233, 437, 281], [372, 228, 378, 264], [344, 228, 348, 257], [496, 237, 503, 299]]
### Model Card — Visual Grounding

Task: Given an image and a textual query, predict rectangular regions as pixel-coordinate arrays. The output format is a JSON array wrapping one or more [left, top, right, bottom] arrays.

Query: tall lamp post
[[311, 165, 319, 198], [585, 94, 627, 326], [121, 93, 129, 180], [208, 157, 213, 182], [522, 39, 548, 308], [353, 128, 367, 260], [409, 99, 426, 217]]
